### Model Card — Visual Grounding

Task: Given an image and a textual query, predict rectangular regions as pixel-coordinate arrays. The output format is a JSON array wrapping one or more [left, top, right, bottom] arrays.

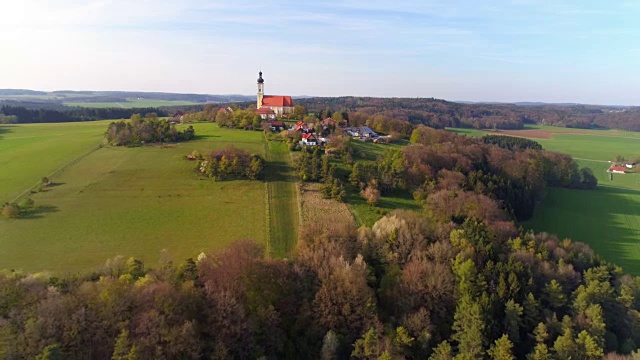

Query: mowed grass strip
[[525, 187, 640, 275], [264, 141, 299, 258], [0, 123, 267, 273]]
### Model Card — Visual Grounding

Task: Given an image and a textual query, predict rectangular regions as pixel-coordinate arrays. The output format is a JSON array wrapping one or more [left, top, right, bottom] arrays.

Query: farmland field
[[448, 124, 640, 274], [525, 187, 640, 275], [64, 98, 200, 108], [0, 121, 110, 203], [0, 122, 271, 273]]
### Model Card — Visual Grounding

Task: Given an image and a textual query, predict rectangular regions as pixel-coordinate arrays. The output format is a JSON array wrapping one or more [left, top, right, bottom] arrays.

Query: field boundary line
[[9, 143, 104, 203]]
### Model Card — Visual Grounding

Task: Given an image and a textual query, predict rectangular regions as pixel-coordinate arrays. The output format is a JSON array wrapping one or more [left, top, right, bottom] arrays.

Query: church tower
[[257, 71, 264, 108]]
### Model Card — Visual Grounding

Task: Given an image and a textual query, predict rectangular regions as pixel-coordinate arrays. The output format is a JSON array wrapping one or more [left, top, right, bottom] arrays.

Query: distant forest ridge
[[0, 89, 254, 104], [295, 97, 640, 132], [1, 90, 640, 131]]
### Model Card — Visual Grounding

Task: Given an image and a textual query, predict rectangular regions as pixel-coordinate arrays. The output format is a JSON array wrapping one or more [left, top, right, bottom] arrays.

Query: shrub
[[17, 198, 34, 210], [2, 203, 20, 218]]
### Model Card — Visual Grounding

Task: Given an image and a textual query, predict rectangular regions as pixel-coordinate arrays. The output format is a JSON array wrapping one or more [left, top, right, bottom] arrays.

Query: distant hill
[[0, 89, 254, 105], [0, 89, 48, 96]]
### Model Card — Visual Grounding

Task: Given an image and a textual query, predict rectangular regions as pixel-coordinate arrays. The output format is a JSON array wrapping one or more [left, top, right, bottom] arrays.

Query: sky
[[1, 0, 640, 104]]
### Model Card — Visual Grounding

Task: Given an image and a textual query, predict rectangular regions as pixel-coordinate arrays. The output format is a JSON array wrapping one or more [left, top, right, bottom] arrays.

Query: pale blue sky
[[1, 0, 639, 104]]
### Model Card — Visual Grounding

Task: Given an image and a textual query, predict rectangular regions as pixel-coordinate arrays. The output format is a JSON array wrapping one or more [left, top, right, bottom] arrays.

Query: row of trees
[[483, 134, 544, 151], [196, 146, 265, 181], [0, 105, 169, 124], [0, 113, 18, 124], [105, 114, 195, 146]]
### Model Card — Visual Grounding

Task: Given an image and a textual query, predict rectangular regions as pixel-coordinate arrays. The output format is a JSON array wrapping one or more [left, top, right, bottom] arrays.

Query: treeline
[[295, 97, 640, 132], [406, 126, 597, 221], [105, 114, 195, 146], [1, 105, 169, 123], [483, 134, 543, 151], [195, 146, 265, 181]]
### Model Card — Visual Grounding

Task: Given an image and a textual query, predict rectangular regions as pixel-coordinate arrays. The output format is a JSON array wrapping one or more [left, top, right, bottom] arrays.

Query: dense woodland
[[105, 114, 195, 146]]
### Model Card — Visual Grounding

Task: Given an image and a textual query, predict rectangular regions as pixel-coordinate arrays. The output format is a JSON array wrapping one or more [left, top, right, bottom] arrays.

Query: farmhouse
[[256, 71, 294, 117], [346, 126, 379, 140], [608, 166, 627, 174], [301, 133, 318, 146]]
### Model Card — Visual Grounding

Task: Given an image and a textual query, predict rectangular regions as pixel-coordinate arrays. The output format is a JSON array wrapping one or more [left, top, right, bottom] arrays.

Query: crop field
[[0, 123, 270, 273], [64, 98, 200, 108]]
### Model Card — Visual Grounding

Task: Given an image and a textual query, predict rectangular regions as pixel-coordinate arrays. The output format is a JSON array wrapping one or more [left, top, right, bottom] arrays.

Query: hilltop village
[[202, 71, 391, 147]]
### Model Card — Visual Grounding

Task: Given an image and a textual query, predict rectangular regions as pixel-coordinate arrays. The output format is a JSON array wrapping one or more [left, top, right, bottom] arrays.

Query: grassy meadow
[[0, 123, 271, 273], [525, 187, 640, 274], [0, 121, 110, 203]]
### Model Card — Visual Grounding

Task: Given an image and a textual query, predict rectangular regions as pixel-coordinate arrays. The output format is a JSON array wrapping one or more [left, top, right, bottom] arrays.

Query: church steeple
[[257, 70, 264, 108]]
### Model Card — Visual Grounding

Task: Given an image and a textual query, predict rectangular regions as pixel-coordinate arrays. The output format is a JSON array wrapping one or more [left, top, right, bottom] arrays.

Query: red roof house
[[608, 166, 627, 174]]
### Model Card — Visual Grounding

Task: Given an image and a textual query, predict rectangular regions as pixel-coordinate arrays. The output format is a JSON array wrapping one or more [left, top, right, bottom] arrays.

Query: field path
[[264, 141, 300, 258]]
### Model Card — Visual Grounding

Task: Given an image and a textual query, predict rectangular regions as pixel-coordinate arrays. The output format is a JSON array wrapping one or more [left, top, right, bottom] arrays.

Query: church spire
[[257, 70, 264, 108]]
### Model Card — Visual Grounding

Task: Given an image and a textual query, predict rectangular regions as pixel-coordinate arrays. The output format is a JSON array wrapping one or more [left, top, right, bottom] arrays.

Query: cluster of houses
[[608, 161, 636, 174]]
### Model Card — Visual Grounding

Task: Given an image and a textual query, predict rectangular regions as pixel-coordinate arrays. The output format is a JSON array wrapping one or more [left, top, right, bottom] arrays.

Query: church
[[256, 71, 294, 117]]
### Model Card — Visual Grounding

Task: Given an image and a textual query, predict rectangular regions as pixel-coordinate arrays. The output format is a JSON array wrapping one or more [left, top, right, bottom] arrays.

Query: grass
[[64, 99, 201, 108], [0, 123, 269, 273], [0, 121, 110, 203], [264, 141, 299, 258], [525, 187, 640, 275]]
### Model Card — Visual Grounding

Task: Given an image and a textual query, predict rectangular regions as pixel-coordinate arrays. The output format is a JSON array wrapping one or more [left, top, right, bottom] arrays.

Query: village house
[[267, 120, 285, 132], [346, 126, 379, 140], [256, 71, 294, 117], [301, 133, 318, 146], [608, 166, 627, 174]]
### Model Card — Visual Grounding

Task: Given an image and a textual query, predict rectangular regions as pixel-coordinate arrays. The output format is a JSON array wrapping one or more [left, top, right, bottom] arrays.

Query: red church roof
[[262, 95, 294, 107]]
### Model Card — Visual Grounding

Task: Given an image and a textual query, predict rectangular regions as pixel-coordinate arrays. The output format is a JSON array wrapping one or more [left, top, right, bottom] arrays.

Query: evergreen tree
[[452, 295, 486, 359], [487, 335, 515, 360]]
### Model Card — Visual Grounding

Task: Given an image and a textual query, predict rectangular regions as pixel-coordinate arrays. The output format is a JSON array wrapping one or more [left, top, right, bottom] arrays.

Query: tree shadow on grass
[[528, 186, 640, 275], [0, 125, 15, 140], [20, 205, 59, 219], [264, 160, 296, 183], [192, 134, 221, 140]]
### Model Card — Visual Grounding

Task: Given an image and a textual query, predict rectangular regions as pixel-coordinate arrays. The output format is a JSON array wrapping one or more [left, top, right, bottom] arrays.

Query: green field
[[264, 141, 299, 257], [64, 99, 200, 108], [0, 121, 110, 203], [526, 187, 640, 274], [0, 123, 278, 273]]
